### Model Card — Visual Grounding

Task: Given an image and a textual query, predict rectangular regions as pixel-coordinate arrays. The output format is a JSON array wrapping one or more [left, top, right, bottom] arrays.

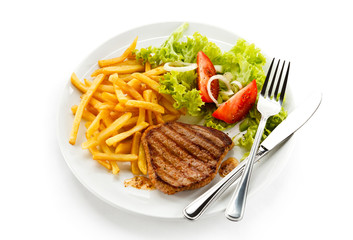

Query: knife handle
[[183, 147, 268, 220]]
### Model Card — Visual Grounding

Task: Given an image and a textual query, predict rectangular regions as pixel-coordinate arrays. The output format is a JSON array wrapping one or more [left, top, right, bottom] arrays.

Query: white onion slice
[[207, 75, 232, 106], [220, 89, 234, 96], [231, 80, 243, 90], [163, 62, 197, 72], [214, 65, 223, 73]]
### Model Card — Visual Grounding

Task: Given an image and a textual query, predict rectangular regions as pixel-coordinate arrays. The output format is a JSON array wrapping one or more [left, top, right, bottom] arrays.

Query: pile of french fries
[[69, 36, 183, 175]]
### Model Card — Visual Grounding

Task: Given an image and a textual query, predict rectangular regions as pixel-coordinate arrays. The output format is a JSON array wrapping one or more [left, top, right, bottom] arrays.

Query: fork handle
[[225, 116, 268, 221], [183, 146, 268, 220]]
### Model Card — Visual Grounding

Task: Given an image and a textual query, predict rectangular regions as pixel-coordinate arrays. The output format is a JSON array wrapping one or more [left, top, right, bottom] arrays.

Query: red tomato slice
[[212, 80, 258, 124], [197, 51, 218, 103]]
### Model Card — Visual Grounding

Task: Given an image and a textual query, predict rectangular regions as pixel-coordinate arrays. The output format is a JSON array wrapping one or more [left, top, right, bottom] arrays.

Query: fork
[[225, 58, 290, 221]]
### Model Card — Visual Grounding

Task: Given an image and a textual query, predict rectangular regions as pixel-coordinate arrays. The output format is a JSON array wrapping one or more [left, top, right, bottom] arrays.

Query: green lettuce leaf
[[159, 71, 204, 116], [135, 23, 223, 67], [237, 106, 287, 152], [174, 32, 222, 63], [214, 39, 267, 88], [135, 23, 189, 67]]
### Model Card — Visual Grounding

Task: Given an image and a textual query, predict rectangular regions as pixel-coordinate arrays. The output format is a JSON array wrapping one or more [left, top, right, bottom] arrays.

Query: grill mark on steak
[[168, 123, 222, 159], [188, 124, 231, 147], [159, 124, 217, 164], [149, 158, 181, 187], [152, 155, 193, 187], [148, 130, 213, 173], [147, 137, 202, 187]]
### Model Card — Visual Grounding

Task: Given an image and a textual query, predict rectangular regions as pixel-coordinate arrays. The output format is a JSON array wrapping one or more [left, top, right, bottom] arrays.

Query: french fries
[[98, 37, 138, 67], [131, 132, 142, 175], [69, 36, 182, 177], [69, 74, 105, 145], [125, 100, 165, 114]]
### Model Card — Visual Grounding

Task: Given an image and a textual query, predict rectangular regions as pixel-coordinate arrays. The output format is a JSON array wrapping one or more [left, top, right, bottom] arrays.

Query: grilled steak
[[141, 122, 234, 195]]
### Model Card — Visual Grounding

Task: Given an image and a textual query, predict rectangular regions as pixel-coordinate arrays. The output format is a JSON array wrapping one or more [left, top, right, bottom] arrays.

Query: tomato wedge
[[212, 80, 258, 124], [197, 51, 218, 103]]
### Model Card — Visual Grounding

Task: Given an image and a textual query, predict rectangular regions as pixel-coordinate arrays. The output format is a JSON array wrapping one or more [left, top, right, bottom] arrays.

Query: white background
[[1, 0, 352, 239]]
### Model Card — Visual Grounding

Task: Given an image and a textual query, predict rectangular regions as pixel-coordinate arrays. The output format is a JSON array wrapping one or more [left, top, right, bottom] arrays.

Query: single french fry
[[84, 78, 91, 87], [71, 73, 87, 93], [100, 141, 113, 154], [114, 103, 139, 113], [162, 114, 180, 122], [151, 91, 164, 124], [115, 139, 132, 154], [98, 37, 138, 67], [131, 73, 160, 92], [131, 132, 141, 155], [71, 74, 105, 102], [106, 122, 149, 146], [92, 152, 138, 162], [98, 103, 116, 111], [71, 105, 96, 122], [86, 110, 109, 138], [100, 141, 120, 174], [88, 145, 99, 155], [113, 83, 131, 105], [101, 92, 118, 104], [127, 52, 136, 59], [85, 121, 92, 129], [143, 66, 166, 77], [97, 160, 112, 170], [86, 104, 99, 116], [160, 97, 180, 115], [91, 65, 145, 77], [119, 75, 134, 82], [143, 90, 154, 125], [131, 132, 142, 175], [82, 136, 99, 149], [125, 100, 164, 113], [110, 161, 120, 174], [137, 107, 145, 124], [110, 74, 144, 101], [138, 142, 147, 175], [98, 84, 115, 94], [97, 112, 132, 143], [160, 93, 175, 104], [127, 78, 141, 92], [116, 73, 131, 79], [145, 61, 151, 72], [122, 116, 139, 128], [149, 75, 161, 82], [85, 79, 115, 94], [111, 59, 141, 66], [89, 97, 103, 110], [101, 112, 114, 128], [109, 111, 123, 120]]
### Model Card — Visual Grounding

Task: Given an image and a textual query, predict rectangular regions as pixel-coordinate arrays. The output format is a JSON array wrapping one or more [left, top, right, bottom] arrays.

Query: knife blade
[[183, 91, 322, 220]]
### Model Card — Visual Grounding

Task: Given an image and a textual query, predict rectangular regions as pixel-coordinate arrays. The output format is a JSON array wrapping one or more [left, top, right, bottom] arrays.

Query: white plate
[[57, 22, 296, 219]]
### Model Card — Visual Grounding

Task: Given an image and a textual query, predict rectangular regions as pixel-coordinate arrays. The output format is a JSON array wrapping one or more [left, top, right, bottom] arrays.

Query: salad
[[134, 22, 287, 158]]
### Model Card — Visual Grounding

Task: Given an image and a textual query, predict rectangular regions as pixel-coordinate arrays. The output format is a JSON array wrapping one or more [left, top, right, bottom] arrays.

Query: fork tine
[[274, 61, 286, 99], [268, 59, 280, 98], [279, 62, 290, 104], [261, 58, 275, 96]]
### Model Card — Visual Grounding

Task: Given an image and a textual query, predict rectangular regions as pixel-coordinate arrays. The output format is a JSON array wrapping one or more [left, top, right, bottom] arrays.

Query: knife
[[183, 91, 322, 220]]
